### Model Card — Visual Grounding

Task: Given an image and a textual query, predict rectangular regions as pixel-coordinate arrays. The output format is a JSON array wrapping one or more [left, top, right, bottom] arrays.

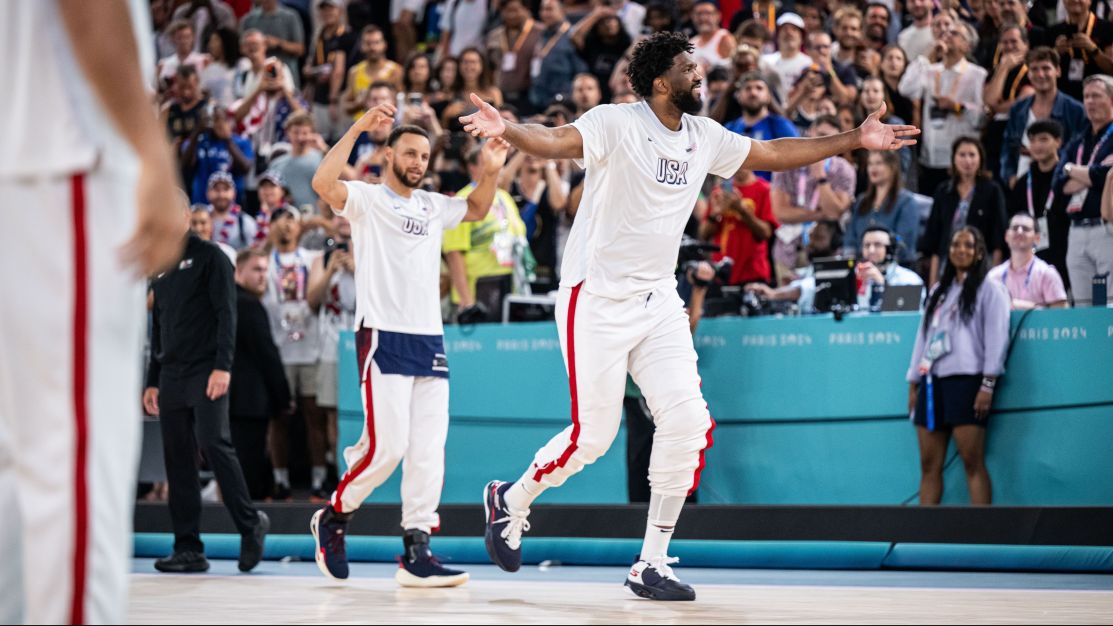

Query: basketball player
[[309, 103, 510, 587], [459, 32, 918, 601], [1, 1, 184, 623]]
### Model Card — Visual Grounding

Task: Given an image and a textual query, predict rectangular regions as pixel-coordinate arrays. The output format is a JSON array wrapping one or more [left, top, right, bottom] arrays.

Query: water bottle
[[1093, 273, 1109, 307]]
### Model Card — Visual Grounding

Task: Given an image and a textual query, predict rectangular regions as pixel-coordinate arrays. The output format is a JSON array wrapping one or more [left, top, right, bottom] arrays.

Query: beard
[[393, 161, 422, 188], [742, 102, 766, 116], [671, 87, 703, 115]]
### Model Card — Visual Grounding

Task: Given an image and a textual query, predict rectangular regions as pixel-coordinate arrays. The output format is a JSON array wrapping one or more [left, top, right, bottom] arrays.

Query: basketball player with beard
[[308, 104, 510, 587], [458, 32, 919, 601]]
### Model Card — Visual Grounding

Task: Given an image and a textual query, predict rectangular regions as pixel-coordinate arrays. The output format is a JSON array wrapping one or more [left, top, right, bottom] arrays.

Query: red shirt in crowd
[[711, 176, 779, 285]]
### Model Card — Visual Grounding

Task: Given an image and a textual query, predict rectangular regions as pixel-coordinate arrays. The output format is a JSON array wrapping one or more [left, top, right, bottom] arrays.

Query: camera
[[407, 92, 423, 107]]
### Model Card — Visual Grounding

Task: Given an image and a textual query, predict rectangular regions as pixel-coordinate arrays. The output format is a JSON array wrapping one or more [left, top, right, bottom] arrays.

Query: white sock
[[273, 468, 289, 487], [504, 469, 547, 513], [641, 492, 686, 561], [311, 465, 327, 489]]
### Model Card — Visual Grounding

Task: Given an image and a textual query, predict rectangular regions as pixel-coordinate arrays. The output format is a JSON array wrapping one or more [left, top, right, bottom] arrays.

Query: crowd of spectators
[[143, 0, 1113, 501]]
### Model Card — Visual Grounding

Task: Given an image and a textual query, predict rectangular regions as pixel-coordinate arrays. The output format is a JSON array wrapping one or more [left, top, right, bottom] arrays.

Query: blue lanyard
[[925, 375, 936, 432], [1026, 172, 1053, 217], [1004, 258, 1036, 295]]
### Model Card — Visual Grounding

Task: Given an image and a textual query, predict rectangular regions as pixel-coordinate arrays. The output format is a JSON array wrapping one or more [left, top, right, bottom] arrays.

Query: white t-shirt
[[0, 0, 153, 179], [565, 101, 752, 299], [337, 181, 468, 335], [760, 51, 813, 104], [264, 247, 323, 365]]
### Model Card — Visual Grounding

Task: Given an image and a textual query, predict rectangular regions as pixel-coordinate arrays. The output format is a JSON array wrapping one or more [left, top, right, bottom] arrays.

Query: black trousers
[[230, 417, 272, 500], [624, 395, 699, 504], [159, 372, 259, 553]]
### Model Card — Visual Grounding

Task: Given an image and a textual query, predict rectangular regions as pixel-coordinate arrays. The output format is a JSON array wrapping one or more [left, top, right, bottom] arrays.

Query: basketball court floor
[[130, 559, 1113, 624]]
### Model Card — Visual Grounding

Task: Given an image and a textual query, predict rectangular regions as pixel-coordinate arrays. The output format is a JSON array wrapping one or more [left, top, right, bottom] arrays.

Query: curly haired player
[[459, 31, 918, 601]]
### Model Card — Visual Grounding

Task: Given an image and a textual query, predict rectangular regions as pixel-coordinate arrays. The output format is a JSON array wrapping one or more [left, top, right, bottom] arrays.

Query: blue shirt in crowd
[[186, 132, 254, 205], [724, 113, 799, 180]]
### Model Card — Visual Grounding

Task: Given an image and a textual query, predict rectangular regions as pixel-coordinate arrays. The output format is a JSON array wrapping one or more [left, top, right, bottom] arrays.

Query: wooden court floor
[[129, 560, 1113, 624]]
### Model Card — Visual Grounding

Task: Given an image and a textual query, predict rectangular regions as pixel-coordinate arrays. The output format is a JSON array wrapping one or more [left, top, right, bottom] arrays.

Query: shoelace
[[647, 556, 681, 582], [494, 511, 531, 550]]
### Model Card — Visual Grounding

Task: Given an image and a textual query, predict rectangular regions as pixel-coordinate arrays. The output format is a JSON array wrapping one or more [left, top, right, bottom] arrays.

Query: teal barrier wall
[[338, 308, 1113, 505]]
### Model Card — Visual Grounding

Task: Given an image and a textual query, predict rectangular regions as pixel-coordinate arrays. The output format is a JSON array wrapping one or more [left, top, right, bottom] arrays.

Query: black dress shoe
[[239, 511, 269, 572], [154, 551, 210, 573]]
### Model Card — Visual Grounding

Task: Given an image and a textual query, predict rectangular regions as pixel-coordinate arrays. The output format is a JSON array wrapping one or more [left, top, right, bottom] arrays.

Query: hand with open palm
[[459, 93, 506, 138], [859, 103, 920, 151]]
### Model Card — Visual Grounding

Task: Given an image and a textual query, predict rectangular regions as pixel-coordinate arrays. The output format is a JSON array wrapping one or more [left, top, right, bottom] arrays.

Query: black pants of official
[[624, 396, 698, 504], [230, 417, 272, 500], [159, 372, 259, 554]]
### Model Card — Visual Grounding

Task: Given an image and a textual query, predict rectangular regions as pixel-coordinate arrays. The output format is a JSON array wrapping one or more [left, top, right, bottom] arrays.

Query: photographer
[[699, 170, 777, 287], [745, 221, 843, 314], [182, 106, 254, 206]]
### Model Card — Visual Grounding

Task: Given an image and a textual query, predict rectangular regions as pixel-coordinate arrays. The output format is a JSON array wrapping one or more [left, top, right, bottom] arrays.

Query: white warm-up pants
[[330, 329, 448, 533], [527, 283, 715, 497], [0, 170, 145, 624]]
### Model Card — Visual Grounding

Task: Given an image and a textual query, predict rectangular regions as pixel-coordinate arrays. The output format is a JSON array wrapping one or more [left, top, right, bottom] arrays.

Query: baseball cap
[[207, 171, 235, 190], [776, 12, 806, 31], [270, 206, 299, 222], [258, 170, 286, 188]]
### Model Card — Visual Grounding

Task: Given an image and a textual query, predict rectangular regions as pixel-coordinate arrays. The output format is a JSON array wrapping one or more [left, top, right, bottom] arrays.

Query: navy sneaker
[[625, 556, 696, 601], [482, 480, 530, 572], [394, 529, 469, 588], [310, 506, 350, 580]]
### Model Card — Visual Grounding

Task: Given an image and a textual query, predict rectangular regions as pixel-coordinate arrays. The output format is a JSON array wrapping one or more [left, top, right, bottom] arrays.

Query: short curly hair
[[625, 32, 694, 98]]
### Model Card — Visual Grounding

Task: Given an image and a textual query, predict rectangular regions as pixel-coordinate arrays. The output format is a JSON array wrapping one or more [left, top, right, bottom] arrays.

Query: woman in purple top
[[906, 226, 1011, 505]]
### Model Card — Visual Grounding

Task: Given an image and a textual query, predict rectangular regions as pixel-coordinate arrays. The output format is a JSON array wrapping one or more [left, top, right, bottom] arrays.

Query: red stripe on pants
[[533, 282, 583, 482], [688, 416, 716, 496], [332, 332, 376, 513], [70, 174, 89, 625]]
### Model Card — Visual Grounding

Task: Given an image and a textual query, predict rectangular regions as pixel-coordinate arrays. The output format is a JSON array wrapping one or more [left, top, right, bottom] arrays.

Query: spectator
[[921, 137, 1009, 286], [689, 0, 737, 70], [1057, 74, 1113, 301], [350, 81, 397, 167], [230, 248, 291, 500], [240, 0, 306, 89], [907, 226, 1010, 506], [879, 44, 916, 128], [864, 2, 892, 51], [529, 0, 588, 112], [785, 67, 836, 134], [571, 73, 603, 119], [439, 0, 491, 58], [153, 0, 179, 60], [200, 26, 241, 107], [844, 151, 921, 264], [232, 30, 294, 101], [205, 172, 259, 251], [500, 153, 569, 285], [795, 4, 825, 35], [232, 32, 305, 169], [456, 47, 504, 107], [699, 169, 778, 287], [256, 170, 297, 244], [999, 0, 1046, 50], [898, 0, 934, 62], [989, 214, 1070, 308], [644, 1, 678, 37], [163, 65, 210, 157], [306, 217, 357, 494], [1049, 0, 1113, 101], [486, 0, 542, 114], [724, 72, 800, 181], [1001, 47, 1086, 186], [431, 55, 461, 112], [744, 220, 843, 310], [983, 25, 1034, 186], [761, 13, 812, 105], [444, 147, 527, 314], [262, 208, 330, 500], [144, 203, 268, 573], [900, 20, 987, 196], [974, 0, 1006, 70], [342, 26, 404, 122], [735, 18, 774, 55], [391, 0, 424, 62], [1006, 120, 1072, 289], [182, 105, 254, 206], [708, 43, 782, 124], [158, 20, 209, 88], [172, 0, 238, 52], [270, 113, 327, 209], [805, 31, 859, 108], [571, 4, 634, 102], [612, 0, 648, 40], [853, 226, 925, 311], [831, 6, 865, 80], [858, 77, 913, 176], [189, 204, 237, 265], [305, 0, 356, 143], [403, 53, 436, 100], [770, 116, 856, 274]]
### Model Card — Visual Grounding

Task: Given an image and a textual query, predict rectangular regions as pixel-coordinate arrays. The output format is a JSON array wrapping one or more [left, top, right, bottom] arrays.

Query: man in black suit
[[231, 248, 292, 499]]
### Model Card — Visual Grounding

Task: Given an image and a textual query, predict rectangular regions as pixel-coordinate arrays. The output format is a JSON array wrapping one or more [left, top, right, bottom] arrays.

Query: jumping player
[[459, 32, 918, 601], [0, 1, 184, 623], [309, 104, 510, 587]]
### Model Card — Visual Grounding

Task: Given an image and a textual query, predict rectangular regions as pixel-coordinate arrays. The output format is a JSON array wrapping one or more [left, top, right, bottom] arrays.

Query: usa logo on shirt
[[402, 217, 429, 237], [655, 158, 689, 185]]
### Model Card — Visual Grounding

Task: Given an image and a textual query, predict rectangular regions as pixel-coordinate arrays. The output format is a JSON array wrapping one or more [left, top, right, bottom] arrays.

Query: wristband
[[816, 177, 829, 185], [981, 376, 996, 390]]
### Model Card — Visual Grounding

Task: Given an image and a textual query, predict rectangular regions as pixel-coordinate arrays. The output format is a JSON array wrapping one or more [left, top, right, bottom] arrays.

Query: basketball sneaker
[[394, 529, 469, 588], [310, 506, 350, 579], [482, 480, 530, 572], [625, 556, 696, 601]]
